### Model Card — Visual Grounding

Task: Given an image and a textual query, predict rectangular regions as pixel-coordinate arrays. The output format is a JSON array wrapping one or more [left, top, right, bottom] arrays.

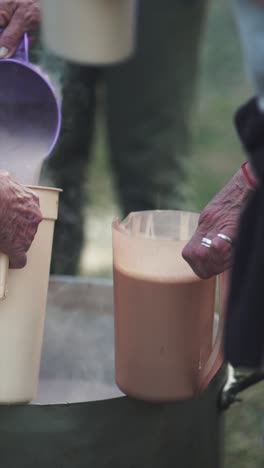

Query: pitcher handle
[[0, 28, 28, 62], [198, 272, 228, 391], [0, 254, 9, 301], [13, 32, 29, 63]]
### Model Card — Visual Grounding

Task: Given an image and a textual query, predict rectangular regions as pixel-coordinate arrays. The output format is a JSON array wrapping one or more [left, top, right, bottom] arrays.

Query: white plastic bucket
[[0, 186, 60, 404], [41, 0, 138, 64]]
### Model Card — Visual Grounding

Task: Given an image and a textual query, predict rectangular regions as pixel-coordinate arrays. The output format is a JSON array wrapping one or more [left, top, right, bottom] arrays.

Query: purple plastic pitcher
[[0, 32, 61, 185], [0, 32, 61, 299]]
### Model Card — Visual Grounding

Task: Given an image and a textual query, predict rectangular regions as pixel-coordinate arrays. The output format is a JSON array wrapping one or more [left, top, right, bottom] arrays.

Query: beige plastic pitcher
[[41, 0, 137, 64], [0, 186, 60, 404], [113, 211, 226, 402]]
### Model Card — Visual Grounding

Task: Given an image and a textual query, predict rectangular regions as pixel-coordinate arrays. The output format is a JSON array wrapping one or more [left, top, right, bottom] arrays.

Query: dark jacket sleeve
[[224, 97, 264, 369]]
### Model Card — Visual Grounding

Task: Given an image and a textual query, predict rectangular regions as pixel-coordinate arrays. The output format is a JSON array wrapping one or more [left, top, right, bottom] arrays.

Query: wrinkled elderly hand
[[0, 171, 42, 268], [0, 0, 40, 58], [182, 164, 256, 279]]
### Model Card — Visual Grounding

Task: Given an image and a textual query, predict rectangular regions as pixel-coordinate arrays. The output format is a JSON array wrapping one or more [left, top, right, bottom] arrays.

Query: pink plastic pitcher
[[113, 211, 226, 402]]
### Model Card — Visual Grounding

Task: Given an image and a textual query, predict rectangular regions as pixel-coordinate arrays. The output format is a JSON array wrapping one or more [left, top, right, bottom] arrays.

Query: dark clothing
[[224, 97, 264, 369]]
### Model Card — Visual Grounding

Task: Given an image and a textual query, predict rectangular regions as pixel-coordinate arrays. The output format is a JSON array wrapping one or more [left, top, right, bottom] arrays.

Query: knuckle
[[195, 249, 208, 263], [36, 212, 43, 224], [199, 271, 211, 280], [210, 242, 223, 254], [183, 244, 210, 268], [27, 189, 39, 203], [211, 245, 229, 259], [17, 2, 40, 29], [24, 241, 32, 252], [198, 209, 216, 229], [32, 192, 39, 201], [182, 246, 191, 261], [189, 263, 209, 280], [0, 13, 8, 25], [27, 228, 37, 243], [31, 205, 43, 225], [0, 2, 13, 17], [1, 32, 17, 49], [17, 8, 29, 24]]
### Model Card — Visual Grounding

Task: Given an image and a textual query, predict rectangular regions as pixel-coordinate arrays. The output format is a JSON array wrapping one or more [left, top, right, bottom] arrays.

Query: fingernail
[[0, 46, 8, 58]]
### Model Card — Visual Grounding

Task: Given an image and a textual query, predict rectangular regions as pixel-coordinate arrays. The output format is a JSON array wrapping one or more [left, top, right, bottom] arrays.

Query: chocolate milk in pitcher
[[113, 211, 221, 401]]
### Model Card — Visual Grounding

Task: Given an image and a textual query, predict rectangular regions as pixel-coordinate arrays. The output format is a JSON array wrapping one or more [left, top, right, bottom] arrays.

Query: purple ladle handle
[[0, 28, 28, 62], [12, 32, 29, 62]]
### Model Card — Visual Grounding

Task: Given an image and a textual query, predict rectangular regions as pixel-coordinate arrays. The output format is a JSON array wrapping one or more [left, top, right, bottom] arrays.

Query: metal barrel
[[0, 278, 226, 468]]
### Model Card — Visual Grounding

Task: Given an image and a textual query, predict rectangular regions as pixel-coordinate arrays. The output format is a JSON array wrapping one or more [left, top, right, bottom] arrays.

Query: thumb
[[9, 252, 27, 269], [0, 9, 25, 58]]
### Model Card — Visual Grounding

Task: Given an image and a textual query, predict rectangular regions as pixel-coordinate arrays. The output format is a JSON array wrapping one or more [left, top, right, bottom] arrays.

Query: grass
[[225, 382, 264, 467]]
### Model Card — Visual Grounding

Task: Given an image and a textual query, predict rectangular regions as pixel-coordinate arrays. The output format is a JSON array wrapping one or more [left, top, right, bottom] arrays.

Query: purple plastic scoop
[[0, 33, 61, 299], [0, 32, 61, 185]]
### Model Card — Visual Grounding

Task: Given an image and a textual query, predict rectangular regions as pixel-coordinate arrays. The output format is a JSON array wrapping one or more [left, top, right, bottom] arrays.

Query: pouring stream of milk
[[0, 128, 48, 186]]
